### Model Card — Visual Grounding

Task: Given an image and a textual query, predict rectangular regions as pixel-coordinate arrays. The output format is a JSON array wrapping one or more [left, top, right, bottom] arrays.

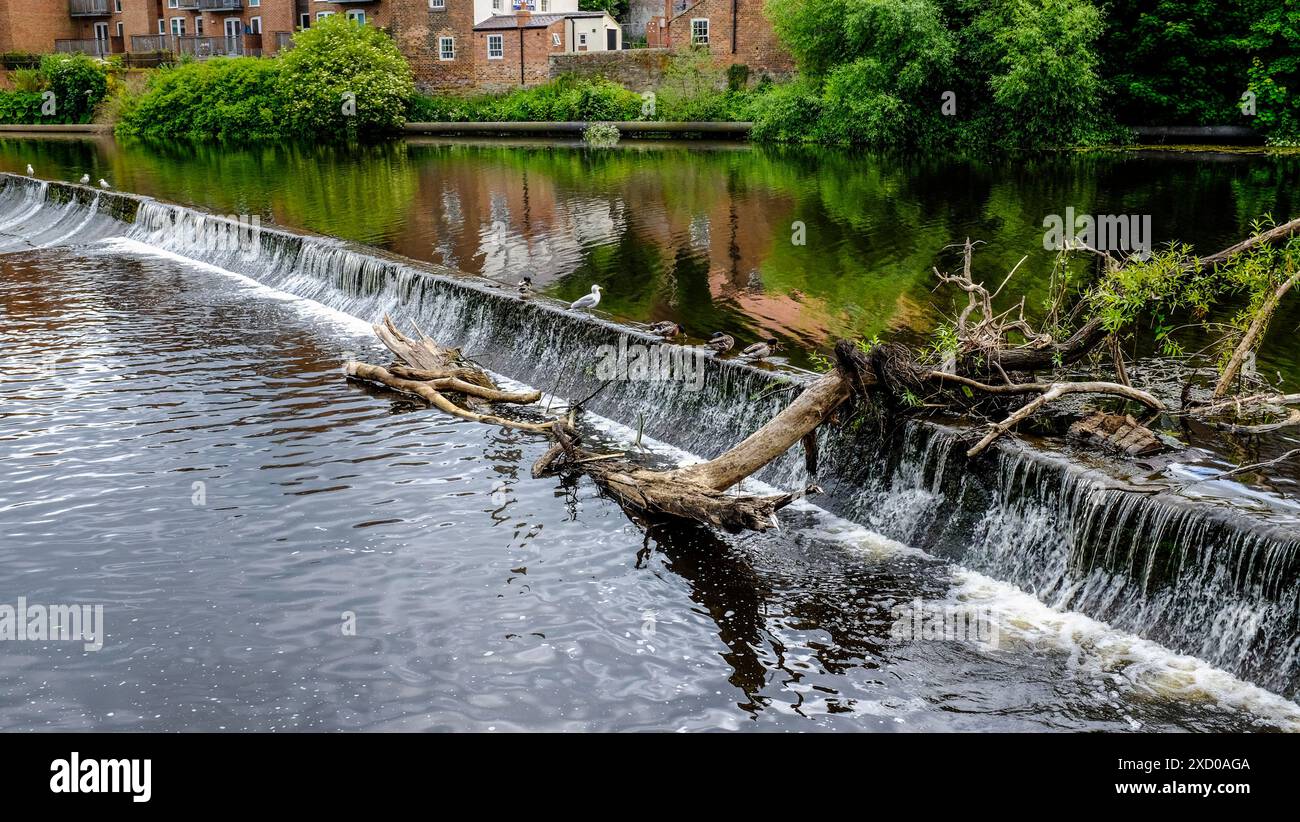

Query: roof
[[473, 12, 607, 31]]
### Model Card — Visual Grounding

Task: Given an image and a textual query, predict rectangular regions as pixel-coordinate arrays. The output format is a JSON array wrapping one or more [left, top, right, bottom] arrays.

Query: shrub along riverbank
[[0, 54, 109, 125]]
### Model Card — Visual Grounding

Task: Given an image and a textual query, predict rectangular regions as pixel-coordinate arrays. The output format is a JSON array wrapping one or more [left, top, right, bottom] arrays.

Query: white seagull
[[79, 174, 90, 184], [26, 164, 34, 175], [570, 284, 602, 311], [98, 179, 110, 189]]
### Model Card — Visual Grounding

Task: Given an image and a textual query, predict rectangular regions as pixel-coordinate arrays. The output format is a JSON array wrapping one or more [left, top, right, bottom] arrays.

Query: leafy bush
[[1245, 3, 1300, 142], [116, 58, 283, 141], [0, 91, 47, 124], [408, 76, 643, 123], [40, 53, 109, 123], [0, 54, 108, 125], [276, 15, 413, 139]]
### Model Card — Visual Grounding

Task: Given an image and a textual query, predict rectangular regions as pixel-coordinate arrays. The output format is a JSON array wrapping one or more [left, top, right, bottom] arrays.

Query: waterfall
[[4, 172, 1298, 698]]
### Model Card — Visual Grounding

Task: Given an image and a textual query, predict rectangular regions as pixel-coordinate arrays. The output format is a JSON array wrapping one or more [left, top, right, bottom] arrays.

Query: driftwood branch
[[966, 382, 1164, 458]]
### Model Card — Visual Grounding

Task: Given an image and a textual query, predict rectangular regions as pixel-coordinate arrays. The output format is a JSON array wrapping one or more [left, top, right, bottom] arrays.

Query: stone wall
[[547, 48, 673, 92]]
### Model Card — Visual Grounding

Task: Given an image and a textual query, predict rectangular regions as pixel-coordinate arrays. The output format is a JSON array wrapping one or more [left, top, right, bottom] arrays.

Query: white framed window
[[116, 21, 124, 35], [540, 0, 549, 9], [299, 13, 310, 28], [158, 18, 165, 34], [439, 36, 455, 60], [195, 17, 203, 34], [691, 18, 709, 45], [345, 9, 364, 23], [249, 0, 260, 6], [487, 34, 503, 59], [430, 0, 445, 8], [170, 17, 186, 36], [113, 0, 121, 12], [551, 32, 560, 46], [167, 0, 178, 8], [578, 33, 586, 47], [317, 11, 334, 19], [492, 0, 501, 10], [250, 16, 262, 33]]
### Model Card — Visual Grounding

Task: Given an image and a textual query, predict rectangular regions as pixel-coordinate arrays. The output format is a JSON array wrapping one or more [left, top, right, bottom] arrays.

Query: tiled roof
[[473, 12, 606, 31]]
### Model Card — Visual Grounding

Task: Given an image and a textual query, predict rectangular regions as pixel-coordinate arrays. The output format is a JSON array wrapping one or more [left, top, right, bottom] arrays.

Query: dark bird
[[741, 338, 779, 360], [704, 331, 734, 353], [517, 276, 533, 299], [647, 321, 680, 339]]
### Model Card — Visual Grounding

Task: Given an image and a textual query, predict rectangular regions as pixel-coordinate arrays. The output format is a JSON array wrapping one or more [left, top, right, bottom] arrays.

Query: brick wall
[[548, 48, 672, 92], [0, 0, 78, 53], [660, 0, 793, 78], [391, 0, 476, 91], [475, 20, 561, 93]]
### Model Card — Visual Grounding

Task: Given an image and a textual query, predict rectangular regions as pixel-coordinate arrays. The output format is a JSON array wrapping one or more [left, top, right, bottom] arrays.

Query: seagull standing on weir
[[99, 179, 111, 189], [79, 174, 90, 184], [570, 284, 602, 311], [26, 164, 34, 175]]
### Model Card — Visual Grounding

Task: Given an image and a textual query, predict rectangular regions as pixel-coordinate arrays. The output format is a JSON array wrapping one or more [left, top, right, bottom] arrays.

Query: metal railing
[[54, 37, 123, 57], [68, 0, 111, 15], [174, 35, 245, 58], [196, 0, 243, 9]]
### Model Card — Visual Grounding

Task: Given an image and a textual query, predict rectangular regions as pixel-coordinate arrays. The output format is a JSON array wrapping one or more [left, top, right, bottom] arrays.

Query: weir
[[2, 172, 1296, 699]]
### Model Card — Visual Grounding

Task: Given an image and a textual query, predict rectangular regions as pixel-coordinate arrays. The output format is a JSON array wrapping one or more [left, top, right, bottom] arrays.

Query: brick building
[[0, 0, 624, 90], [645, 0, 792, 77]]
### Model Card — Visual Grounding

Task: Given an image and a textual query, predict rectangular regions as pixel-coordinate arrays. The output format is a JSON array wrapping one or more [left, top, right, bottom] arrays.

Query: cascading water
[[4, 173, 1298, 698]]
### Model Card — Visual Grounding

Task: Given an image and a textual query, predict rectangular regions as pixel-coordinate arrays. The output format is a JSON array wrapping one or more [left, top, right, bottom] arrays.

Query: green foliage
[[0, 54, 108, 125], [117, 17, 410, 142], [40, 54, 109, 123], [1245, 3, 1300, 142], [583, 123, 621, 147], [0, 92, 47, 125], [276, 15, 413, 140], [408, 76, 644, 123], [1099, 0, 1256, 127], [761, 0, 1105, 148], [116, 58, 283, 141]]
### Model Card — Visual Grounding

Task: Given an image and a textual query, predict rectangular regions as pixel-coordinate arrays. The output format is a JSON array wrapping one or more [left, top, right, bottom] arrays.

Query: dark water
[[3, 136, 1300, 379], [1, 226, 1299, 730]]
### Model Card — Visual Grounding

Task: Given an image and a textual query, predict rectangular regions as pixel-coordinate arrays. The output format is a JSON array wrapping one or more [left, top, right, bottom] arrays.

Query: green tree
[[276, 16, 414, 140]]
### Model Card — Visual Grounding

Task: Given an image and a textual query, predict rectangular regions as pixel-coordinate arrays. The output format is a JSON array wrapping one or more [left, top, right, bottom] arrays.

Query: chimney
[[516, 11, 531, 26]]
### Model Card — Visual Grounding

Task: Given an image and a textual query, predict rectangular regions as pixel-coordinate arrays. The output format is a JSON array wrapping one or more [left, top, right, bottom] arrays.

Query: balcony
[[130, 34, 171, 53], [54, 36, 124, 58], [196, 0, 243, 9], [274, 31, 294, 51], [68, 0, 111, 16], [174, 0, 201, 8]]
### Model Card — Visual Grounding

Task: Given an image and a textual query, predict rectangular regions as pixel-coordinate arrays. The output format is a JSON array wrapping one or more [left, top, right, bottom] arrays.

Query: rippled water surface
[[1, 241, 1296, 731]]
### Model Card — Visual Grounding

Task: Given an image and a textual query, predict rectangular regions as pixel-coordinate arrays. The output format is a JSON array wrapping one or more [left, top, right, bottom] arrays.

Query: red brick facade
[[473, 17, 564, 91], [647, 0, 792, 76]]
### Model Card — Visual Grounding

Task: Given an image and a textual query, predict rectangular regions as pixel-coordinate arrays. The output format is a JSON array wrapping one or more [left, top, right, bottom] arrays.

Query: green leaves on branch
[[117, 17, 413, 143]]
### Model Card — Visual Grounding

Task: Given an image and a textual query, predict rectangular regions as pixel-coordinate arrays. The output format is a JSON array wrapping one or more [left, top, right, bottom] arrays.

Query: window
[[113, 0, 121, 11], [167, 0, 177, 8], [551, 32, 560, 47], [250, 16, 262, 33], [492, 0, 501, 10], [487, 34, 503, 59], [195, 17, 203, 34], [249, 0, 260, 5], [578, 33, 586, 48], [345, 9, 364, 23], [429, 0, 445, 8], [158, 18, 165, 34], [691, 18, 709, 45], [116, 21, 124, 36], [439, 36, 455, 61], [300, 13, 310, 28], [170, 17, 185, 36], [317, 11, 334, 19], [540, 0, 549, 9]]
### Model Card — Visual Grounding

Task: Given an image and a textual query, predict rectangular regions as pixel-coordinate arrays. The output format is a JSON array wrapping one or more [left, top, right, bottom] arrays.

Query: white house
[[472, 0, 580, 25]]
